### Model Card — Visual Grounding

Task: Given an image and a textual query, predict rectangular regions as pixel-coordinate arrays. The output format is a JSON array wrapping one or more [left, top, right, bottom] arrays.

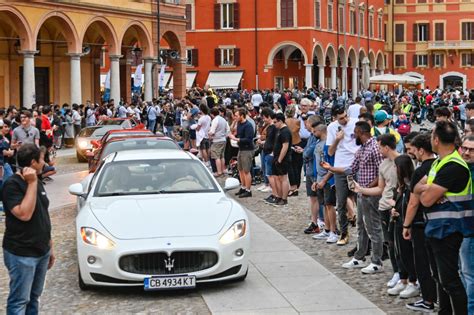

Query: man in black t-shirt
[[2, 144, 55, 314], [271, 113, 292, 206], [402, 133, 438, 312]]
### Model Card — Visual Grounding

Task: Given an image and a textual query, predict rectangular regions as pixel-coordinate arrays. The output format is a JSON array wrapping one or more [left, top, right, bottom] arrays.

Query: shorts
[[317, 183, 336, 206], [189, 129, 196, 140], [272, 159, 289, 176], [305, 176, 318, 197], [237, 150, 254, 172], [211, 142, 226, 159], [264, 153, 273, 177], [199, 138, 210, 150]]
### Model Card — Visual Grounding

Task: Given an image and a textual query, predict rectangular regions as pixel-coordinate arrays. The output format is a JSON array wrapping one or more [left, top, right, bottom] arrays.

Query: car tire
[[78, 270, 90, 291], [77, 152, 87, 163]]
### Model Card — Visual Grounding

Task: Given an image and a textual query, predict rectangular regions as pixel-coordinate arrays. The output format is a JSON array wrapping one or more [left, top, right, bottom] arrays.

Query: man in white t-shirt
[[347, 96, 363, 119], [326, 107, 360, 245], [196, 105, 212, 165]]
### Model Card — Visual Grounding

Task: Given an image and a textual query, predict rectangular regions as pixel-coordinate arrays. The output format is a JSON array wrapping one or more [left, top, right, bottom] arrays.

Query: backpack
[[397, 123, 411, 137]]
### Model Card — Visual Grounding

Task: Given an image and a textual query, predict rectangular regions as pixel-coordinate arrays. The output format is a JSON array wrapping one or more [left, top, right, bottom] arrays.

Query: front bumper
[[77, 233, 250, 287]]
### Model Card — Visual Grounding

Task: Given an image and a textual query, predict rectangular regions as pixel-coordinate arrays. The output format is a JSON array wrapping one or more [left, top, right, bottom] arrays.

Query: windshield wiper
[[98, 192, 132, 197]]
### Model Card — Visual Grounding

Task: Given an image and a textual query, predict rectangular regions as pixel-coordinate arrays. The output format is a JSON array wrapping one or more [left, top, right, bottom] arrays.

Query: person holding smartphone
[[11, 111, 40, 150]]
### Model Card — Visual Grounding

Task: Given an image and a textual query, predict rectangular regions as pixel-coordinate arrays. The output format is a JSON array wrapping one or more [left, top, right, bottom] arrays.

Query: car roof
[[105, 129, 151, 135], [104, 135, 174, 144], [112, 149, 196, 162]]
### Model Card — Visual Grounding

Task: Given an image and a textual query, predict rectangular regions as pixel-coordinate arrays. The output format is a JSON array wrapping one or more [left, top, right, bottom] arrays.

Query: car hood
[[89, 194, 232, 240]]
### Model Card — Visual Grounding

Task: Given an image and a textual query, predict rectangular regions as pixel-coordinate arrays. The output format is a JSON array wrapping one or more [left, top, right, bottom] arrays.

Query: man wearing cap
[[372, 110, 404, 153]]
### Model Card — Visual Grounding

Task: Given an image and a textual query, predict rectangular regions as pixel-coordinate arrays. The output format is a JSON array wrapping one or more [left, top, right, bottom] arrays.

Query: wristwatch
[[403, 224, 411, 229]]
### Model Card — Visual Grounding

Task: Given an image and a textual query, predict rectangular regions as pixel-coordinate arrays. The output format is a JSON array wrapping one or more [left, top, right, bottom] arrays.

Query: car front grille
[[119, 251, 218, 275]]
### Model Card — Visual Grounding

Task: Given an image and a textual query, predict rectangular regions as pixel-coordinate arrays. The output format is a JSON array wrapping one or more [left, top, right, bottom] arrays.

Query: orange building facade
[[385, 0, 474, 90], [184, 0, 386, 95]]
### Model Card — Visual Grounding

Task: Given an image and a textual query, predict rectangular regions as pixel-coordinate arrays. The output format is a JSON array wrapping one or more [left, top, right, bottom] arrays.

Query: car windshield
[[95, 159, 218, 196], [101, 139, 179, 158], [79, 127, 101, 137], [98, 119, 124, 126]]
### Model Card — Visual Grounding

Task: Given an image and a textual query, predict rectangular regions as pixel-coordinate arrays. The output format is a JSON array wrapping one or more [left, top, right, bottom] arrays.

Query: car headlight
[[220, 220, 247, 245], [77, 139, 89, 149], [80, 227, 115, 249]]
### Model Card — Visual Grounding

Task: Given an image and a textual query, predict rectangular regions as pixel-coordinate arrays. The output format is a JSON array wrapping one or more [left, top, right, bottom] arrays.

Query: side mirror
[[69, 183, 86, 197], [224, 178, 240, 191], [91, 140, 100, 148]]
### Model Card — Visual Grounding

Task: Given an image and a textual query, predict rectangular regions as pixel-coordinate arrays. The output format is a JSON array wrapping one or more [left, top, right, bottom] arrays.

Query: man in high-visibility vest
[[415, 121, 470, 315]]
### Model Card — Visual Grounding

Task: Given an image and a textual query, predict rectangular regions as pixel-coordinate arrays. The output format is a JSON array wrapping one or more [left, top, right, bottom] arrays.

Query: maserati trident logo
[[164, 255, 175, 272]]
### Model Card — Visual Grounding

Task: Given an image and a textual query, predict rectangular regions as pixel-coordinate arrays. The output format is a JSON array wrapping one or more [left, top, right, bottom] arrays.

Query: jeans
[[260, 152, 269, 185], [147, 119, 156, 133], [380, 210, 398, 273], [460, 237, 474, 315], [429, 233, 467, 315], [3, 249, 50, 315], [411, 226, 438, 303], [354, 195, 383, 265], [335, 173, 350, 235], [394, 217, 417, 282]]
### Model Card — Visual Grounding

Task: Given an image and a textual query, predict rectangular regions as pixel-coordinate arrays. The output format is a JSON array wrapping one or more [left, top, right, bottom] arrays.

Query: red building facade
[[184, 0, 386, 95]]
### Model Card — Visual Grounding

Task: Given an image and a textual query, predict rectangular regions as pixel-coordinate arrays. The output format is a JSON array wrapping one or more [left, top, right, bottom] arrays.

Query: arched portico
[[312, 43, 325, 88]]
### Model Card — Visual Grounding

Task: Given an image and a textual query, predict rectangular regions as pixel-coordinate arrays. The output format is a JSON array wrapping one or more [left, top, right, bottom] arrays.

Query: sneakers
[[257, 184, 267, 191], [342, 257, 366, 269], [337, 233, 349, 246], [274, 198, 288, 206], [326, 232, 339, 244], [317, 218, 326, 230], [361, 262, 384, 274], [261, 186, 272, 193], [387, 272, 400, 288], [406, 300, 435, 313], [238, 190, 252, 198], [235, 188, 245, 196], [387, 281, 407, 296], [312, 230, 329, 239], [399, 283, 420, 299], [304, 222, 321, 234]]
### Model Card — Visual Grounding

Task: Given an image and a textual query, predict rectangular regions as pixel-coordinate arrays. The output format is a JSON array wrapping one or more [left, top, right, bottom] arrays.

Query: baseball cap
[[374, 110, 392, 123], [190, 107, 199, 116]]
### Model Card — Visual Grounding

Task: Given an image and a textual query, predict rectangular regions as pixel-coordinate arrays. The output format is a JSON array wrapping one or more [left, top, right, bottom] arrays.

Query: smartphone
[[347, 175, 355, 190], [338, 126, 342, 132]]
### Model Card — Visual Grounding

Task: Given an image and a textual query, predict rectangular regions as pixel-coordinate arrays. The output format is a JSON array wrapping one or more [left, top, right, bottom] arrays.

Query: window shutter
[[471, 22, 474, 40], [185, 4, 192, 30], [431, 54, 435, 67], [215, 48, 220, 66], [426, 23, 430, 41], [234, 48, 240, 66], [234, 2, 240, 29], [214, 4, 221, 29], [192, 49, 198, 67], [281, 0, 287, 27], [413, 23, 418, 41], [413, 54, 418, 67], [441, 54, 444, 67], [471, 53, 474, 66], [288, 0, 294, 27]]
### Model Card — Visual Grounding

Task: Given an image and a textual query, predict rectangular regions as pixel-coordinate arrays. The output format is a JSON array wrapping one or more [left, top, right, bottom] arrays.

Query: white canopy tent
[[369, 74, 424, 85]]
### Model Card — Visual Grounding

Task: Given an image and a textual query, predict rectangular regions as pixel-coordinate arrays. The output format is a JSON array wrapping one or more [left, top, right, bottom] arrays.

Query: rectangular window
[[221, 3, 234, 29], [378, 16, 382, 39], [221, 48, 235, 66], [186, 49, 193, 66], [395, 54, 405, 67], [434, 0, 443, 3], [359, 11, 364, 35], [418, 0, 427, 3], [417, 23, 429, 41], [462, 22, 474, 40], [434, 54, 443, 67], [395, 0, 404, 3], [315, 1, 321, 29], [281, 0, 294, 28], [185, 4, 192, 30], [435, 23, 444, 41], [395, 23, 405, 42], [462, 53, 473, 66], [338, 6, 344, 33], [328, 4, 333, 30], [417, 54, 428, 66], [369, 14, 374, 38], [350, 10, 356, 34]]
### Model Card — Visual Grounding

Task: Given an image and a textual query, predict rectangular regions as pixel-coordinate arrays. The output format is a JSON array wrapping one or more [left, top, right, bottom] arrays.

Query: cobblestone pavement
[[0, 206, 211, 314], [232, 185, 412, 315]]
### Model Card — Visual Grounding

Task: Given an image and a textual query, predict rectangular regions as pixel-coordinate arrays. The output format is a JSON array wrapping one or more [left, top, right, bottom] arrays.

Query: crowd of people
[[1, 84, 474, 313]]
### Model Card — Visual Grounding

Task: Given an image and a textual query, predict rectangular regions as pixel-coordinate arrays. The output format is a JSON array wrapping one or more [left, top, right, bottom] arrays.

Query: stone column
[[69, 53, 82, 105], [21, 51, 36, 108], [352, 66, 358, 99], [109, 55, 122, 105], [371, 68, 376, 77], [144, 58, 154, 102], [341, 66, 347, 94], [330, 66, 337, 90], [318, 65, 325, 89], [304, 64, 313, 89]]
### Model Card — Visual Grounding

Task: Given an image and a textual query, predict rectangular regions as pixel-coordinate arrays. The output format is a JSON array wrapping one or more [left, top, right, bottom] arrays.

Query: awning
[[168, 71, 198, 89], [205, 71, 244, 89], [369, 74, 424, 85]]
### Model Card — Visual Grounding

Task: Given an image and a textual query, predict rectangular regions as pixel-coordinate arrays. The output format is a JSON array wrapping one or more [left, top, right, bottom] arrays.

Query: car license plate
[[144, 275, 196, 290]]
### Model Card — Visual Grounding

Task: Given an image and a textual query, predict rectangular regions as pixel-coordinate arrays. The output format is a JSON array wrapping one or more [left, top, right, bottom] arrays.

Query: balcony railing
[[427, 41, 474, 50]]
